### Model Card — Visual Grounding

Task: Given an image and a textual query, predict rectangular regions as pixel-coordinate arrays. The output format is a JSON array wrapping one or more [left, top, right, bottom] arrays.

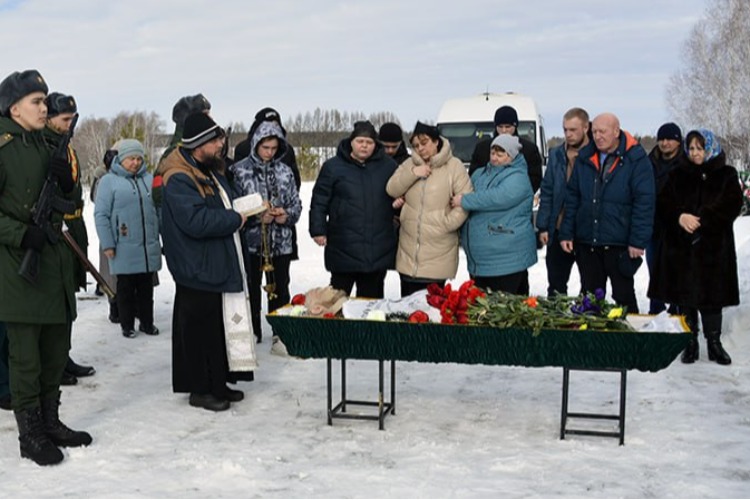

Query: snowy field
[[1, 182, 749, 498]]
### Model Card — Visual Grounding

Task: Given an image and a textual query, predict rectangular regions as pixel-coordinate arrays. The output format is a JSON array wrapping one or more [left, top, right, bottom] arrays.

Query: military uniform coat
[[0, 117, 77, 324]]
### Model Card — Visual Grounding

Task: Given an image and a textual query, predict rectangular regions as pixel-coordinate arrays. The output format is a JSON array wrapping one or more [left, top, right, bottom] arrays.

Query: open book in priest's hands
[[233, 193, 267, 217]]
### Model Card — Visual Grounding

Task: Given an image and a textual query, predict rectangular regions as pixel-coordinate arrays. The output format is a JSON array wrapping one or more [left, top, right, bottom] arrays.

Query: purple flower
[[582, 296, 593, 311], [594, 289, 606, 301]]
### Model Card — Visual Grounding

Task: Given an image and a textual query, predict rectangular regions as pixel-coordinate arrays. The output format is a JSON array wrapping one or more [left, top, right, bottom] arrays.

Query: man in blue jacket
[[559, 113, 655, 313], [536, 107, 590, 297]]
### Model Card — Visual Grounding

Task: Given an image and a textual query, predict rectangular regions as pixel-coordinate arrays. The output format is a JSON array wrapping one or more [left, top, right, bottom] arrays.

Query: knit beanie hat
[[254, 107, 281, 124], [182, 112, 224, 150], [349, 120, 378, 141], [657, 122, 682, 142], [494, 105, 519, 127], [491, 134, 522, 159], [45, 92, 77, 117], [410, 121, 440, 141], [172, 93, 211, 126], [0, 69, 48, 116], [116, 139, 145, 163], [378, 122, 403, 142]]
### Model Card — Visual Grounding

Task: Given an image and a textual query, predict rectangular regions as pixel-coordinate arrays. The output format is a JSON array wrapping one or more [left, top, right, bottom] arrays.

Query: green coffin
[[266, 315, 691, 373]]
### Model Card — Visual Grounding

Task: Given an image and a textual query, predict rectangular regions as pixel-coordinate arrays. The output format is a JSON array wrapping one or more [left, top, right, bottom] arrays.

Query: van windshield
[[438, 121, 537, 164]]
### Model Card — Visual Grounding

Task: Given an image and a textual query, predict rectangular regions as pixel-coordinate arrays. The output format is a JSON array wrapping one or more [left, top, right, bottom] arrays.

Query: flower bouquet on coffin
[[466, 286, 632, 336]]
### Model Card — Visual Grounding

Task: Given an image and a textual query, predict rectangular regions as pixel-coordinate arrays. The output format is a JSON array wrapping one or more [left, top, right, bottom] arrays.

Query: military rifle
[[18, 114, 79, 284], [62, 230, 116, 299]]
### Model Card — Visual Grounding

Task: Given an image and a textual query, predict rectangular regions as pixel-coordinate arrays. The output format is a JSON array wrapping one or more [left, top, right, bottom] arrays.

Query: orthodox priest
[[160, 112, 256, 412]]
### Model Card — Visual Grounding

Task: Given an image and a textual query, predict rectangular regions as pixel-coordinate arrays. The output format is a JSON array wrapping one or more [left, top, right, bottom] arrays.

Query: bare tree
[[72, 111, 167, 186], [667, 0, 750, 167]]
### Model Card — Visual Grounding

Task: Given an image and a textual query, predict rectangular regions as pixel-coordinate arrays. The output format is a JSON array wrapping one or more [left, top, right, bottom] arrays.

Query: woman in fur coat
[[647, 129, 743, 365]]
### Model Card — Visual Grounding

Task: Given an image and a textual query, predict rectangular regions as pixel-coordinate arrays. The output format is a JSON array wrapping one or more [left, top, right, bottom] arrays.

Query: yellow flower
[[607, 307, 623, 319], [579, 324, 588, 330]]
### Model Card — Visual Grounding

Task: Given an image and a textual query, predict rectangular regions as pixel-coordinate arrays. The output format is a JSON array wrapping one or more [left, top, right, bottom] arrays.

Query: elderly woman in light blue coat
[[94, 139, 162, 338], [452, 134, 537, 294]]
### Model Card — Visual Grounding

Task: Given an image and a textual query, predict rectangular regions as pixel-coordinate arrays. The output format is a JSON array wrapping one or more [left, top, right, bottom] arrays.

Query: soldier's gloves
[[20, 226, 46, 252], [49, 157, 75, 193]]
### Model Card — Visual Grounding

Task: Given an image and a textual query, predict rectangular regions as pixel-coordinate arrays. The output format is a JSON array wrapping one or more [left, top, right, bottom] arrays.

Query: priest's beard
[[203, 154, 226, 174]]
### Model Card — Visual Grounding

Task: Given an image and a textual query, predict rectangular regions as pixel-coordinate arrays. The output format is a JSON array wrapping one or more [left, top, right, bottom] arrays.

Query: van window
[[438, 121, 537, 164]]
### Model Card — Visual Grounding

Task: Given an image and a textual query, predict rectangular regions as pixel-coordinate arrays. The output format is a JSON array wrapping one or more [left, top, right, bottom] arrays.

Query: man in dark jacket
[[309, 121, 398, 298], [559, 113, 655, 313], [469, 105, 543, 193], [378, 122, 410, 165], [536, 107, 590, 297], [646, 122, 684, 314], [0, 69, 92, 466], [43, 92, 96, 385], [161, 112, 253, 412]]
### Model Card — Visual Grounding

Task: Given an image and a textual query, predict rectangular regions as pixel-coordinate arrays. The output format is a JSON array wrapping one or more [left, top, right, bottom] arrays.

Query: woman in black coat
[[648, 129, 743, 365]]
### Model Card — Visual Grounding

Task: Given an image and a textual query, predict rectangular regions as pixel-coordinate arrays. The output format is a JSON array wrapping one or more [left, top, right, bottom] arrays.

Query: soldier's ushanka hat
[[46, 92, 77, 118], [0, 69, 49, 116]]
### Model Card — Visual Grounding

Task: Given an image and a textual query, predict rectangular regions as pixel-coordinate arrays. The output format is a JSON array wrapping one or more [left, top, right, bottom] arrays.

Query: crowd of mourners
[[0, 68, 743, 466]]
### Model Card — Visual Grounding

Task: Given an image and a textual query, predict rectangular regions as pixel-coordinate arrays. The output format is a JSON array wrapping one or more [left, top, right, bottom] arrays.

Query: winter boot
[[681, 308, 700, 364], [108, 299, 120, 324], [705, 331, 732, 365], [66, 357, 95, 378], [40, 395, 93, 448], [681, 332, 699, 364], [14, 407, 64, 466]]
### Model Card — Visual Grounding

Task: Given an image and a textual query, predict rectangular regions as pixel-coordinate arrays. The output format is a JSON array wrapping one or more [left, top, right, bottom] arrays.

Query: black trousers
[[248, 253, 291, 341], [172, 284, 230, 397], [473, 270, 529, 295], [546, 230, 579, 297], [331, 271, 388, 299], [678, 305, 722, 335], [117, 272, 154, 331], [575, 244, 638, 313]]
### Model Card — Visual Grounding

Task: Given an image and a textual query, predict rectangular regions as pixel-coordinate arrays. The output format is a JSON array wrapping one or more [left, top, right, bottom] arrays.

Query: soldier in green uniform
[[0, 69, 92, 466], [43, 92, 96, 385]]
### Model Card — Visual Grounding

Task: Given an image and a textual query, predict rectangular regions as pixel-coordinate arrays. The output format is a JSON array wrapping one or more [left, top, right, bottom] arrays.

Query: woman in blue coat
[[94, 139, 162, 338], [453, 135, 538, 294]]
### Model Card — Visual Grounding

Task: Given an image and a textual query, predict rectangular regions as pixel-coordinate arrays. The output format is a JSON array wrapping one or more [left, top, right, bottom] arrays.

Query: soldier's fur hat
[[0, 69, 48, 116]]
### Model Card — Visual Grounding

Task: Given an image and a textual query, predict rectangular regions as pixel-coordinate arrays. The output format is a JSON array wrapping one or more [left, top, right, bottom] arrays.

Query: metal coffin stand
[[267, 314, 688, 443], [327, 358, 396, 430], [561, 367, 627, 445]]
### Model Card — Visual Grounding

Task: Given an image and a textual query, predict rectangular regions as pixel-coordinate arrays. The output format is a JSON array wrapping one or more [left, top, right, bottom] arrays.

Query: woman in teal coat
[[94, 139, 162, 338], [452, 134, 538, 294]]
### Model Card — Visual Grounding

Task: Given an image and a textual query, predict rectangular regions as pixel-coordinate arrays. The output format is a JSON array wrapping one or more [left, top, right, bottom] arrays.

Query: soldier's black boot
[[705, 331, 731, 365], [41, 395, 93, 448], [680, 307, 700, 364], [14, 407, 64, 466]]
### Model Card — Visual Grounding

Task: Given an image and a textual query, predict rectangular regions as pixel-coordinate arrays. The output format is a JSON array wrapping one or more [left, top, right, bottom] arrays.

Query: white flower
[[289, 305, 307, 317]]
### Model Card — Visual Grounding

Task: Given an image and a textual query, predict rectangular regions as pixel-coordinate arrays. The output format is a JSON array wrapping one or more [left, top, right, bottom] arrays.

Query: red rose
[[291, 293, 306, 305], [408, 310, 430, 323]]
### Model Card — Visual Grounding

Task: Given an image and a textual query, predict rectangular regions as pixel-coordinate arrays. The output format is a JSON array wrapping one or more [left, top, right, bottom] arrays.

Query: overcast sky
[[1, 0, 708, 137]]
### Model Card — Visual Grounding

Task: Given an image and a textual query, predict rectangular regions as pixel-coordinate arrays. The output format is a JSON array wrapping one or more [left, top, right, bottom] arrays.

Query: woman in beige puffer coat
[[386, 122, 473, 296]]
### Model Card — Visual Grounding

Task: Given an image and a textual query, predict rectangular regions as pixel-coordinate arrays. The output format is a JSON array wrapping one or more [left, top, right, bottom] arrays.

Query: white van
[[436, 92, 547, 167]]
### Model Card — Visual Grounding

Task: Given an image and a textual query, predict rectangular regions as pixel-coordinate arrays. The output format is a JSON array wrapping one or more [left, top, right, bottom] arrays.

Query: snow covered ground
[[1, 182, 749, 498]]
